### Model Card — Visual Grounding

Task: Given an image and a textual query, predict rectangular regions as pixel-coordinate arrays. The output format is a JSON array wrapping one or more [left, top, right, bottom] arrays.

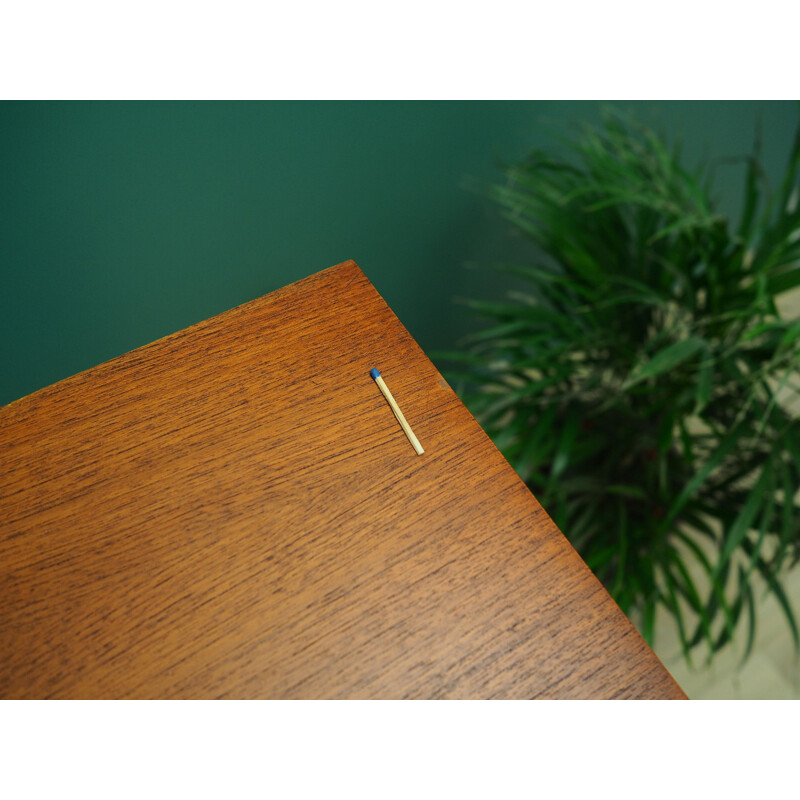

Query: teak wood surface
[[0, 261, 685, 699]]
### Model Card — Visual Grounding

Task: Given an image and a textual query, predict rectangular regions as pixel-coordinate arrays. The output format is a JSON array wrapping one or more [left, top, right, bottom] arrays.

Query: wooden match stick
[[370, 368, 424, 455]]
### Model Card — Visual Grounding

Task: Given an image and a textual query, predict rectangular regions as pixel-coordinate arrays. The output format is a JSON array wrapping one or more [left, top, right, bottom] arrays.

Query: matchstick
[[370, 368, 424, 455]]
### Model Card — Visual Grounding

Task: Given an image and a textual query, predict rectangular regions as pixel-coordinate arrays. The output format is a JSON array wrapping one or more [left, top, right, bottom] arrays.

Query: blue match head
[[370, 368, 381, 380]]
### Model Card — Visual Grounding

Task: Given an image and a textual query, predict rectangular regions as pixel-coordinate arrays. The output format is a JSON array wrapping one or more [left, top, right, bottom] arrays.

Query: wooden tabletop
[[0, 260, 685, 699]]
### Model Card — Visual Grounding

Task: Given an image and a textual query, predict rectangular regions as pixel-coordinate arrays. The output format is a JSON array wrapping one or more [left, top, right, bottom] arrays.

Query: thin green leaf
[[779, 319, 800, 347], [694, 356, 714, 414], [661, 427, 742, 531], [743, 540, 800, 654], [741, 575, 757, 664], [715, 461, 772, 574], [550, 410, 580, 481], [641, 600, 656, 647], [668, 546, 714, 654], [627, 337, 707, 386], [662, 567, 693, 666]]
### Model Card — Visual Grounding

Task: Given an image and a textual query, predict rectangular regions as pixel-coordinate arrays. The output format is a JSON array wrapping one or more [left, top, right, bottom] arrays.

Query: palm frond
[[443, 110, 800, 662]]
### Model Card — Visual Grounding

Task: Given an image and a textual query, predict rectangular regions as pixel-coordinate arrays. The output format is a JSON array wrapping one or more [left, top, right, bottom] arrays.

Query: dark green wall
[[1, 101, 797, 405]]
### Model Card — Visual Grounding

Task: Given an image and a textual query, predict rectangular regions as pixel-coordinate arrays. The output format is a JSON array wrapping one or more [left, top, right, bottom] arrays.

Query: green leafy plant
[[444, 110, 800, 664]]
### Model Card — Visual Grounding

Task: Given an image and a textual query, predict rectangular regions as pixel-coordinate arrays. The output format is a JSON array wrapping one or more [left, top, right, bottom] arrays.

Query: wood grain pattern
[[0, 260, 685, 699]]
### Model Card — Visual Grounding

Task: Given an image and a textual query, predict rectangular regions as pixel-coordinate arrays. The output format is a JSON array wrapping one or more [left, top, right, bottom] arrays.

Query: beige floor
[[649, 563, 800, 699]]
